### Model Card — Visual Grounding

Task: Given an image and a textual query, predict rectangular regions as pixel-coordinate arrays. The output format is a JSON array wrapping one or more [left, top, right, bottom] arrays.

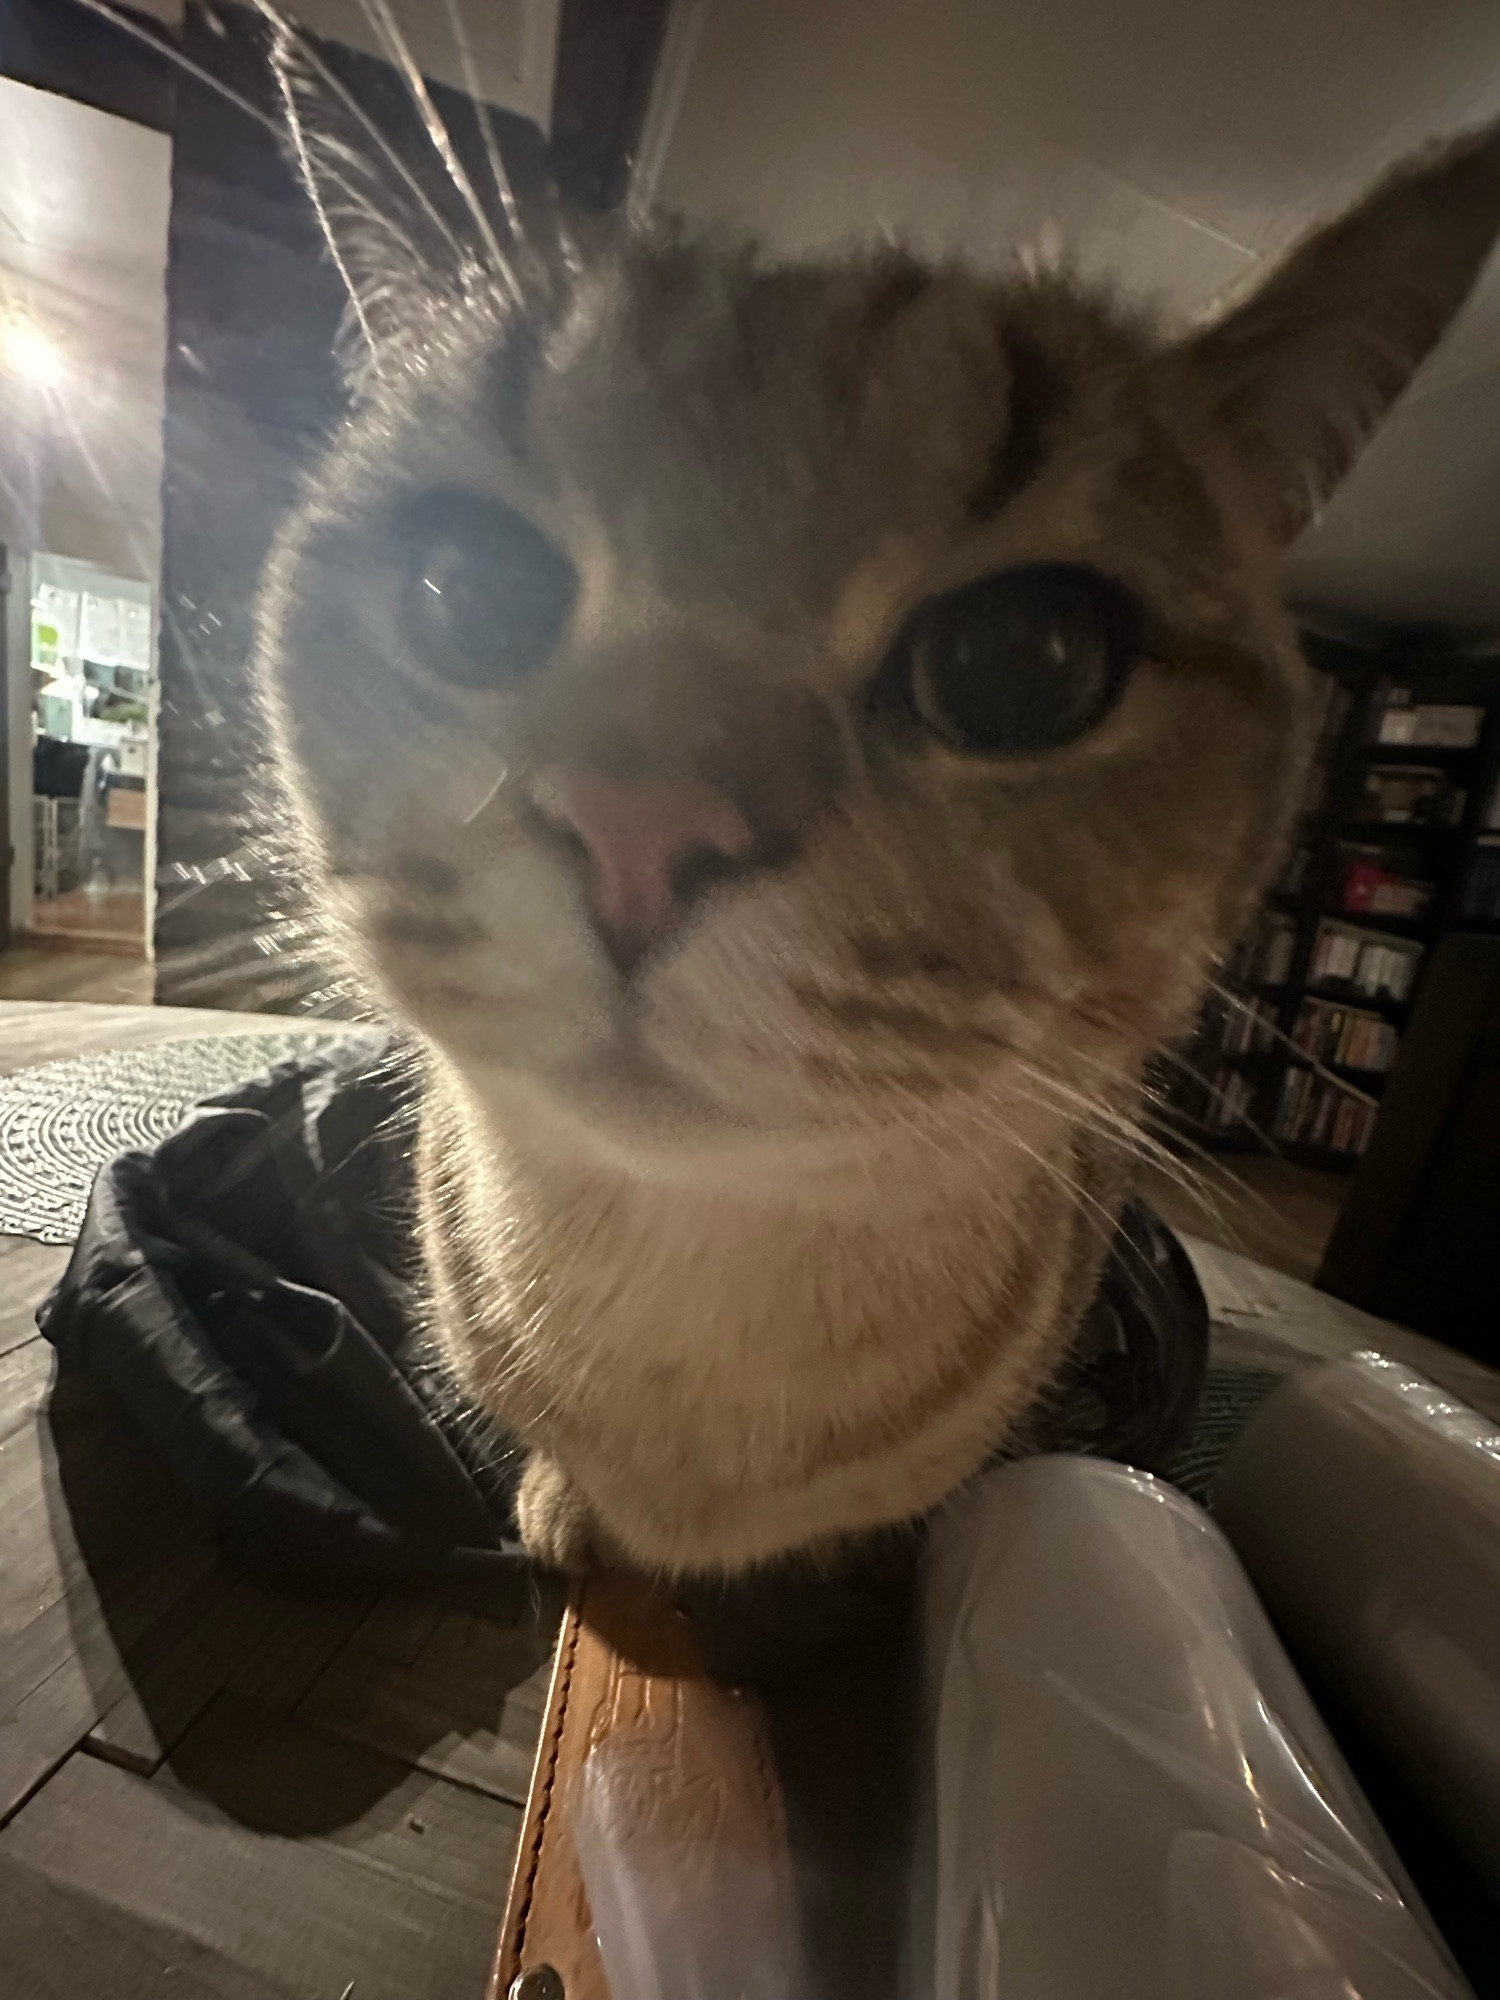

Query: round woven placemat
[[1166, 1363, 1286, 1502], [0, 1031, 347, 1245]]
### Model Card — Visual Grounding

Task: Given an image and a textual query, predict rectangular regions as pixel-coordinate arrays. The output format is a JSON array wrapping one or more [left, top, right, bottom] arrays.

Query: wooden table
[[0, 1002, 560, 2000]]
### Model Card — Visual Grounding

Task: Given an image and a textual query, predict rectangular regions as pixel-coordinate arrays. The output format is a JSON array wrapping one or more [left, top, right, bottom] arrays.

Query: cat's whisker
[[991, 1031, 1224, 1220], [1014, 1053, 1245, 1244], [462, 763, 509, 825], [1148, 1038, 1283, 1151], [1204, 977, 1381, 1110], [1140, 1043, 1323, 1266], [874, 1080, 1126, 1270], [70, 0, 282, 131], [351, 0, 522, 307], [983, 1111, 1135, 1266], [259, 7, 471, 265], [439, 0, 528, 253]]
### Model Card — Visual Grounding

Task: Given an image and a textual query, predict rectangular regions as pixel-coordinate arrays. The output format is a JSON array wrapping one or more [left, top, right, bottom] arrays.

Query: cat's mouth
[[415, 955, 1011, 1160], [362, 855, 1052, 1151]]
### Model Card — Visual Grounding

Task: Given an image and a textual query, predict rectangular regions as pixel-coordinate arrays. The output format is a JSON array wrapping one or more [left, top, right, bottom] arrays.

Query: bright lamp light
[[0, 315, 66, 388]]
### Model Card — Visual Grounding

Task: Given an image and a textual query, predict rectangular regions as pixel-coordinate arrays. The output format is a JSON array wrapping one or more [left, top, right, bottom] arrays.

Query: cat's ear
[[1184, 120, 1500, 542], [269, 26, 476, 375]]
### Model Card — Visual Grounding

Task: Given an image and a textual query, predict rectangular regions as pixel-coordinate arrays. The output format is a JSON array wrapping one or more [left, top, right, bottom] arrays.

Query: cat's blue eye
[[894, 562, 1141, 756], [399, 489, 576, 690]]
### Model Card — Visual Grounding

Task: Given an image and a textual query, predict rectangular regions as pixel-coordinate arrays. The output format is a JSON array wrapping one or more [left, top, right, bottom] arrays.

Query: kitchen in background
[[27, 551, 156, 954]]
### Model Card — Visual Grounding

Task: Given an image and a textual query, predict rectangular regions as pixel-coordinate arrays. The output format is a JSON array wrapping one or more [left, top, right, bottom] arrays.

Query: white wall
[[0, 78, 171, 582], [0, 80, 169, 936], [283, 0, 560, 131]]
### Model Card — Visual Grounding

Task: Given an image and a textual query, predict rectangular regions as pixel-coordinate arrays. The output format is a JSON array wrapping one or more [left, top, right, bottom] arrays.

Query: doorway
[[0, 75, 170, 997]]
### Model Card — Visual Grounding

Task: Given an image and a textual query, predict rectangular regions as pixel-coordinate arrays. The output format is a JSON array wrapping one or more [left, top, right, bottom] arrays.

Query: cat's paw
[[516, 1452, 598, 1573]]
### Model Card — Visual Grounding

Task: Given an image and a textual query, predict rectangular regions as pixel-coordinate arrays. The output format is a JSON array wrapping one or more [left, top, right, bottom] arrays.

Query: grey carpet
[[0, 1032, 345, 1243]]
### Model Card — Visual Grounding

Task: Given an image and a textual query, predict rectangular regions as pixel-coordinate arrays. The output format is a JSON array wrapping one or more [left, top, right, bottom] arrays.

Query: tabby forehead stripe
[[966, 328, 1069, 520]]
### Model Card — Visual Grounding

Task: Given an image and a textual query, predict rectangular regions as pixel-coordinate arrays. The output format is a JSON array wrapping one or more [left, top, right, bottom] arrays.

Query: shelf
[[1211, 1048, 1392, 1086], [1323, 907, 1434, 937], [1276, 1138, 1364, 1174], [1360, 740, 1483, 762], [1305, 984, 1411, 1018], [1225, 978, 1288, 1000], [1340, 820, 1461, 838], [1288, 1052, 1391, 1085], [1160, 1119, 1263, 1156]]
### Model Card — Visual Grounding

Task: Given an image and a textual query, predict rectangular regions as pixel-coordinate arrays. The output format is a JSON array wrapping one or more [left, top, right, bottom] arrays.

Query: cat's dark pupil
[[402, 490, 575, 690], [905, 563, 1140, 754]]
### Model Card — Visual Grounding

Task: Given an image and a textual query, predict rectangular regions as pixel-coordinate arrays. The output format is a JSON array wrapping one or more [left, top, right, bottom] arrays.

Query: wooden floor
[[0, 1003, 555, 2000], [0, 945, 154, 1006], [28, 888, 146, 953], [1142, 1149, 1348, 1285]]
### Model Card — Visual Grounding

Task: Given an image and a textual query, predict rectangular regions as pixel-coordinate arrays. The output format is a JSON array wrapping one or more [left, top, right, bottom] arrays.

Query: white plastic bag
[[919, 1457, 1471, 2000], [1215, 1352, 1500, 1890]]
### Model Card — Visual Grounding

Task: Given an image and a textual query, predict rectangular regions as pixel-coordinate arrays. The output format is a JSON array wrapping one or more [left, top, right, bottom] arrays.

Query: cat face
[[264, 245, 1299, 1160], [258, 53, 1500, 1171]]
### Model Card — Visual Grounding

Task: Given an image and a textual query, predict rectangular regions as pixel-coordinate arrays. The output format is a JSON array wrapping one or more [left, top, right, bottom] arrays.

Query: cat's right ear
[[270, 27, 474, 377], [1183, 119, 1500, 544]]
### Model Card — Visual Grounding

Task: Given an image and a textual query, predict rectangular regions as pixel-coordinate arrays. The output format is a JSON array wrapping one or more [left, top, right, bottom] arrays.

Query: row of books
[[1230, 911, 1297, 988], [1356, 763, 1466, 827], [1291, 998, 1399, 1074], [1202, 1066, 1257, 1132], [1372, 689, 1485, 748], [1294, 674, 1354, 821], [1335, 845, 1435, 919], [1272, 1069, 1379, 1157], [1216, 996, 1280, 1056], [1308, 921, 1423, 1002], [1457, 838, 1500, 922]]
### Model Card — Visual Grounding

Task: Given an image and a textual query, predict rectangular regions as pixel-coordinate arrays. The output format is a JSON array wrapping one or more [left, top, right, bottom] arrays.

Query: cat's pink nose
[[532, 768, 755, 972]]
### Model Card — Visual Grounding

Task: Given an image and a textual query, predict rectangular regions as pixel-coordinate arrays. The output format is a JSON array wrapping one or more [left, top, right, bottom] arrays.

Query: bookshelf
[[1163, 638, 1500, 1171]]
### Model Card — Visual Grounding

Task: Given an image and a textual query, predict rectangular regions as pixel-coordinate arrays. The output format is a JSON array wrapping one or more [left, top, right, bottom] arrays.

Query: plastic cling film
[[919, 1457, 1470, 2000], [1215, 1352, 1500, 1892], [567, 1453, 1472, 1999], [569, 1682, 811, 2000], [1168, 1833, 1463, 2000]]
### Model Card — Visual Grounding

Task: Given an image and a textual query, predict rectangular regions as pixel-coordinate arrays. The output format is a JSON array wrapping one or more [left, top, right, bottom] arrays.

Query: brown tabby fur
[[256, 48, 1500, 1576]]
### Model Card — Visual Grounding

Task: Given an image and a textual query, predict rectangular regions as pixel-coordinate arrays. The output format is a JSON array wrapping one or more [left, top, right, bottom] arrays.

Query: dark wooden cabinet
[[1318, 931, 1500, 1365]]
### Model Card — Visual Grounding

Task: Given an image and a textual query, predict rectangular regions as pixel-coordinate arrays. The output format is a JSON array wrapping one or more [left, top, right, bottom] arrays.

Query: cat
[[255, 34, 1500, 1578]]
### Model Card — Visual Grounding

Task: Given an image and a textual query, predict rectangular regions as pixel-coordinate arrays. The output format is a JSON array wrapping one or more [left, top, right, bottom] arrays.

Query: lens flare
[[0, 315, 66, 388]]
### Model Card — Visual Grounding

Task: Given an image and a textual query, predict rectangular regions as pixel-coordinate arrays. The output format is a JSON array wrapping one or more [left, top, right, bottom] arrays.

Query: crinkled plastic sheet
[[918, 1457, 1469, 2000], [570, 1689, 811, 2000], [1215, 1351, 1500, 1896], [568, 1455, 1472, 2000]]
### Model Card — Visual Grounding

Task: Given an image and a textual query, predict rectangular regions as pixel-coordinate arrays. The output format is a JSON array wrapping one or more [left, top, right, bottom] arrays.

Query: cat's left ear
[[269, 26, 478, 375], [1183, 120, 1500, 542]]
